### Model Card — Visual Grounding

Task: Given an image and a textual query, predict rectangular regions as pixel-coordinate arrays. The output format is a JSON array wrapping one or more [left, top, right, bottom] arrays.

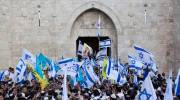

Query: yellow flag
[[102, 58, 107, 78], [28, 64, 48, 90], [82, 43, 93, 57]]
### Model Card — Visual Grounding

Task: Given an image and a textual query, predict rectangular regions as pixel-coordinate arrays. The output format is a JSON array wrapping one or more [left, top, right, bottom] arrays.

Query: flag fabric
[[82, 43, 93, 57], [99, 39, 111, 48], [102, 57, 113, 79], [102, 58, 108, 78], [81, 63, 95, 88], [134, 45, 153, 66], [90, 58, 98, 67], [57, 58, 74, 65], [49, 60, 56, 78], [0, 71, 4, 81], [76, 66, 85, 86], [133, 74, 138, 85], [96, 48, 107, 60], [77, 40, 83, 56], [22, 49, 36, 65], [66, 63, 78, 77], [57, 58, 74, 74], [136, 74, 157, 100], [150, 59, 158, 73], [36, 53, 51, 70], [34, 53, 50, 89], [16, 58, 27, 83], [31, 66, 48, 90], [128, 55, 143, 70], [175, 68, 180, 96], [107, 59, 119, 81], [80, 59, 100, 88], [116, 73, 127, 85], [85, 59, 99, 83], [35, 55, 45, 79], [118, 62, 128, 76], [164, 70, 173, 100]]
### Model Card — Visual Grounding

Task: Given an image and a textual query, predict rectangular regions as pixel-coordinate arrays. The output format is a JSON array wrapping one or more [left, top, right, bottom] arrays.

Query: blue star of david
[[121, 67, 127, 75], [131, 60, 136, 64], [139, 52, 144, 59], [20, 64, 23, 68], [25, 54, 31, 60], [138, 89, 152, 100]]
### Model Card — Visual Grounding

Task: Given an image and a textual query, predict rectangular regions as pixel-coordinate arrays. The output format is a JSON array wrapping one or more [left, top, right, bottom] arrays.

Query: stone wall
[[0, 0, 179, 74]]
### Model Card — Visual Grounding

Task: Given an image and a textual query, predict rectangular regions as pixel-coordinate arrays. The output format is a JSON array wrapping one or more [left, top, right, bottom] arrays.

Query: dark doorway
[[76, 36, 111, 60]]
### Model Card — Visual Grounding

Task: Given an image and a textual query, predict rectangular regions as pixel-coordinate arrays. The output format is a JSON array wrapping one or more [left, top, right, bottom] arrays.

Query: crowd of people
[[0, 45, 179, 100], [0, 65, 179, 100]]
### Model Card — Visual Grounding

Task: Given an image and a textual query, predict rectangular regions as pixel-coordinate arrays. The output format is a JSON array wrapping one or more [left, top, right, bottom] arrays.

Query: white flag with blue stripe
[[108, 60, 119, 81], [118, 62, 128, 76], [0, 71, 5, 81], [164, 70, 173, 100], [136, 74, 157, 100], [175, 68, 180, 96], [116, 74, 127, 85], [57, 58, 74, 66], [77, 40, 83, 56], [96, 48, 107, 60], [49, 60, 56, 78], [99, 39, 111, 48], [81, 60, 96, 88], [16, 58, 27, 83], [134, 45, 153, 67], [22, 49, 36, 65], [57, 58, 77, 77], [128, 55, 143, 70]]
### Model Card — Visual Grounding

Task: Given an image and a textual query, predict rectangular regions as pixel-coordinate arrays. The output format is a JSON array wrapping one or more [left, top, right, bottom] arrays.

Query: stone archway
[[65, 1, 122, 59]]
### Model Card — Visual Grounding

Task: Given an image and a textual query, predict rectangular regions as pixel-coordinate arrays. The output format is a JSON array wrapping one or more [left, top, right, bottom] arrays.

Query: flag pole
[[98, 15, 101, 51], [97, 15, 101, 81]]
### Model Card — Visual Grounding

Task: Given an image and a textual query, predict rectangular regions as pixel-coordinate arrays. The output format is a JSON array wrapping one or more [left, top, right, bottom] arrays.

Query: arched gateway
[[65, 1, 122, 59]]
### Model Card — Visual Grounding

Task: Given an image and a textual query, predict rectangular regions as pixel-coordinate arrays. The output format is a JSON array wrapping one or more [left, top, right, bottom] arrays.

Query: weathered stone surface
[[0, 0, 179, 74]]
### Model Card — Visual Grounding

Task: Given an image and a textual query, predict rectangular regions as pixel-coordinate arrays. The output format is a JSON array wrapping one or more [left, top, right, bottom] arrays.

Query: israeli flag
[[106, 57, 112, 76], [118, 62, 128, 76], [0, 71, 4, 81], [128, 55, 143, 70], [57, 58, 74, 65], [164, 70, 173, 100], [96, 48, 107, 60], [85, 59, 99, 83], [134, 45, 153, 67], [136, 74, 157, 100], [81, 64, 95, 88], [49, 60, 56, 78], [77, 40, 83, 56], [99, 39, 111, 48], [107, 59, 119, 81], [90, 58, 98, 67], [66, 63, 78, 77], [22, 49, 36, 65], [150, 59, 158, 73], [116, 73, 127, 86], [175, 68, 180, 96], [16, 58, 27, 83]]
